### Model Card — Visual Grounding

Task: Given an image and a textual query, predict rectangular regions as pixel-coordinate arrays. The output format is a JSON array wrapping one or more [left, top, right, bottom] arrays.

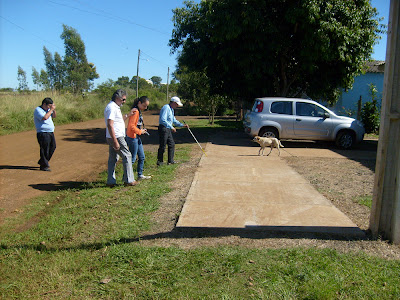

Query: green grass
[[0, 90, 170, 136], [0, 91, 108, 135], [365, 133, 379, 140], [354, 195, 373, 208]]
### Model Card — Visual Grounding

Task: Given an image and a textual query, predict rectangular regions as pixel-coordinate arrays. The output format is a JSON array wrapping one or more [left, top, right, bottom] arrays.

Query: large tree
[[150, 76, 162, 87], [17, 66, 28, 91], [31, 67, 40, 90], [43, 47, 65, 91], [176, 66, 228, 124], [169, 0, 383, 104], [61, 25, 99, 93], [116, 76, 130, 87]]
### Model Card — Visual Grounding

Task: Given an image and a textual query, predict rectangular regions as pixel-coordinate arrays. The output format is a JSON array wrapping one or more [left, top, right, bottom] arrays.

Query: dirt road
[[0, 111, 176, 224]]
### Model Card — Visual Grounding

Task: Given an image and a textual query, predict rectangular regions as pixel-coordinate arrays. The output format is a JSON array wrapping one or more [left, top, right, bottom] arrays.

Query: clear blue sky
[[0, 0, 391, 90]]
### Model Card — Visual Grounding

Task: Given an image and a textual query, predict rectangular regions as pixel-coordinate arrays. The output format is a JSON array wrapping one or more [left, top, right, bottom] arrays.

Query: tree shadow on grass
[[29, 181, 103, 192], [1, 226, 374, 253]]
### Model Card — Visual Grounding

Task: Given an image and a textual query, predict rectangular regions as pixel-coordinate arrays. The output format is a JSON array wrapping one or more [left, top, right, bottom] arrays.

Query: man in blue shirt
[[33, 98, 57, 171], [157, 96, 188, 166]]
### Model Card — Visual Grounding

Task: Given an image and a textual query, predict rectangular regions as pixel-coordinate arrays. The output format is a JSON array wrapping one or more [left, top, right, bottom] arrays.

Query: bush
[[360, 84, 380, 134]]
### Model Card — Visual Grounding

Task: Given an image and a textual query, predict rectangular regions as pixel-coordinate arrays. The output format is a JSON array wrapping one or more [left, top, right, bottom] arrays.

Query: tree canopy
[[17, 66, 28, 91], [169, 0, 383, 104], [61, 25, 99, 93], [33, 25, 99, 94]]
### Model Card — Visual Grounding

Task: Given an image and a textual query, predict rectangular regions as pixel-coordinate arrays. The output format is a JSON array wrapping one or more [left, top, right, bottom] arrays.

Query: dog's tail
[[279, 140, 284, 148]]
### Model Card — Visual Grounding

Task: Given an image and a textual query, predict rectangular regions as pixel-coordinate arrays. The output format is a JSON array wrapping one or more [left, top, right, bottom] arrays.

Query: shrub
[[360, 84, 380, 134]]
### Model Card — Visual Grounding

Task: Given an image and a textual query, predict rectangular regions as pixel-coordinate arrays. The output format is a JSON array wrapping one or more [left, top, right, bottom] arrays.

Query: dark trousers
[[157, 125, 175, 163], [36, 132, 56, 168]]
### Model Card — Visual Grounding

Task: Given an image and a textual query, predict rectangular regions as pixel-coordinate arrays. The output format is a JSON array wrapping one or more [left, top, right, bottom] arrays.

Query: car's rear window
[[271, 101, 293, 115]]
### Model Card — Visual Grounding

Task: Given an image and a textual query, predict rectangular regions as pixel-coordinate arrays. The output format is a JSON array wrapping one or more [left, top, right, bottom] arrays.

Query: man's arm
[[107, 119, 120, 151], [42, 104, 56, 120], [172, 116, 184, 128]]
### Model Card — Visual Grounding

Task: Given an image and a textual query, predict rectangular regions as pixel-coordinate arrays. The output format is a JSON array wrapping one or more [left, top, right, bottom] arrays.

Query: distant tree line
[[94, 75, 179, 105]]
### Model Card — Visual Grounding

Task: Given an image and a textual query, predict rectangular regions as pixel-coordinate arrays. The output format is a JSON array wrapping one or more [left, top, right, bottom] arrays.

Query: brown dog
[[252, 136, 284, 156]]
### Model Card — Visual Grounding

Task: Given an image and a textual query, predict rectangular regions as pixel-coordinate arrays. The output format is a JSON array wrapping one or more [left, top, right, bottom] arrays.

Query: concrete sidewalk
[[176, 133, 364, 237]]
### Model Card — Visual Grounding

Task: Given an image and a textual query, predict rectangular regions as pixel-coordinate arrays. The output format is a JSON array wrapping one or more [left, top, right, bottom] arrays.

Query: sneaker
[[40, 166, 51, 171], [138, 175, 152, 180], [168, 161, 179, 165], [157, 161, 164, 166], [124, 181, 139, 186]]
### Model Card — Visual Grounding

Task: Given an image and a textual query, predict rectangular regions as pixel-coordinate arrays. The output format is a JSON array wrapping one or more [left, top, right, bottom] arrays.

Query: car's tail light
[[255, 101, 264, 113]]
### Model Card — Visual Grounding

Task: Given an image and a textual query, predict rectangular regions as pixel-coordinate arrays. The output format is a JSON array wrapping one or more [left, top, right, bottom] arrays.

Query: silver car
[[244, 97, 365, 149]]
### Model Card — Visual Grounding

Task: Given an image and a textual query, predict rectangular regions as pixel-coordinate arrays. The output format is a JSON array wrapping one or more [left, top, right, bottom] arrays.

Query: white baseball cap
[[170, 96, 183, 107]]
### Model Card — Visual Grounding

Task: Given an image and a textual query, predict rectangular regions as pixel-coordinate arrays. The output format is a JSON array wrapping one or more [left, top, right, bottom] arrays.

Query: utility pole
[[136, 49, 140, 99], [166, 67, 170, 102], [370, 0, 400, 244]]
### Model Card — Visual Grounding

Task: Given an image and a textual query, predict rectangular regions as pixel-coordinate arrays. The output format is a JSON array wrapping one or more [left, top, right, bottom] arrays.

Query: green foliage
[[61, 25, 99, 93], [116, 76, 130, 87], [31, 67, 40, 90], [95, 79, 116, 101], [170, 0, 383, 105], [34, 25, 99, 94], [176, 67, 231, 123], [39, 69, 50, 90], [0, 87, 14, 92], [17, 66, 28, 91], [354, 195, 372, 208], [94, 79, 173, 111], [360, 84, 381, 133], [0, 91, 105, 135], [130, 76, 152, 90], [150, 76, 162, 87]]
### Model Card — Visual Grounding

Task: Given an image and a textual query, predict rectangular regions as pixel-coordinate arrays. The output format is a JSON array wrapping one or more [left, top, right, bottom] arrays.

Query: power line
[[141, 50, 173, 68], [0, 15, 64, 52], [48, 0, 169, 36]]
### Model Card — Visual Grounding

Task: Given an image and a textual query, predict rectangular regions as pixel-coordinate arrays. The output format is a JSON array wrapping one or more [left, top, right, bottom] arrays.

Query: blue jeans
[[126, 136, 145, 176]]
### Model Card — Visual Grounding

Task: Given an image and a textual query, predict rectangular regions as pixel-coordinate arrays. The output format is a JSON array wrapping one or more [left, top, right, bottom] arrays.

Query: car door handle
[[296, 119, 302, 121]]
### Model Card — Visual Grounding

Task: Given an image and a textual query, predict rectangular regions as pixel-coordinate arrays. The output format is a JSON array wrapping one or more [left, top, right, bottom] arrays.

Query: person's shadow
[[0, 165, 39, 171]]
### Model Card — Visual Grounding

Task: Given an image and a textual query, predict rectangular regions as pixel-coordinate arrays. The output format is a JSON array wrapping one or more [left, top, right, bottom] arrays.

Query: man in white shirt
[[104, 89, 138, 187]]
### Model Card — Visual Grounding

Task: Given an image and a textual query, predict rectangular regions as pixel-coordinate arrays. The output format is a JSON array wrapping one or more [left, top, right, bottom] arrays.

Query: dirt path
[[0, 111, 178, 224]]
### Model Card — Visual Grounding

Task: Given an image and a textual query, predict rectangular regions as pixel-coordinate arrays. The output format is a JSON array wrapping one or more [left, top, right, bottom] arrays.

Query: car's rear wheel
[[259, 127, 279, 138], [335, 130, 355, 149]]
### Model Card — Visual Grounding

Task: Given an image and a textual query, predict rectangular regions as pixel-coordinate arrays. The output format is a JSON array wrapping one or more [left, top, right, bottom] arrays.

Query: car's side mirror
[[323, 112, 330, 119]]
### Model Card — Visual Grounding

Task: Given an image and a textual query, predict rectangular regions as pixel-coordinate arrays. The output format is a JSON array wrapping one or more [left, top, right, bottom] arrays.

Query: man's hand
[[184, 124, 189, 128], [171, 127, 177, 133], [107, 119, 119, 150], [112, 139, 120, 151]]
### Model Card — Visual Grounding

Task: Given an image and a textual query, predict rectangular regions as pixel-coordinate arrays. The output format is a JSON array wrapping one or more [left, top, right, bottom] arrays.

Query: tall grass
[[0, 89, 170, 136], [0, 91, 106, 135]]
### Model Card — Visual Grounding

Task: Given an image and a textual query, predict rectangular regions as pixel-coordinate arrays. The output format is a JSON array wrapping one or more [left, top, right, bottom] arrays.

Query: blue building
[[329, 60, 385, 116]]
